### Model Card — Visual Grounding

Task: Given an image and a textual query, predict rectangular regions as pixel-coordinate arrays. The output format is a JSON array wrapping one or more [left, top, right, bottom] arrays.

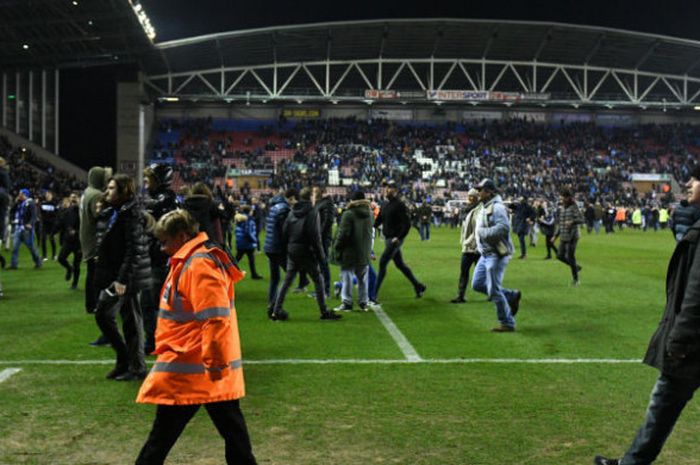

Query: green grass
[[3, 227, 699, 465]]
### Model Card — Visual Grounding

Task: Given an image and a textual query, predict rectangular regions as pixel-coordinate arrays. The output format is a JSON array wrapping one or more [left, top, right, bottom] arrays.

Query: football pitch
[[2, 226, 699, 465]]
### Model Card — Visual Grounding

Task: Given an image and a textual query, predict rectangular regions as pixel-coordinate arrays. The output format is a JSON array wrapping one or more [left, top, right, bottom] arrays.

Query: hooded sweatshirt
[[282, 200, 324, 261], [79, 166, 112, 260]]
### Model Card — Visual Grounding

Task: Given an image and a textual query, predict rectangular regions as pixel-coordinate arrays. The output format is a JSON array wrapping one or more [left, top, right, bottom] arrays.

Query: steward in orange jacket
[[135, 209, 257, 465]]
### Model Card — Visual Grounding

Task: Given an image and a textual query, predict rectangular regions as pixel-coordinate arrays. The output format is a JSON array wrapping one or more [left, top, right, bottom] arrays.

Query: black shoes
[[491, 325, 515, 333], [114, 371, 147, 381], [251, 275, 263, 280], [509, 291, 522, 317], [89, 335, 110, 347], [450, 296, 466, 304], [593, 456, 619, 465], [269, 309, 289, 321], [320, 311, 342, 321], [415, 283, 427, 298], [106, 366, 128, 379]]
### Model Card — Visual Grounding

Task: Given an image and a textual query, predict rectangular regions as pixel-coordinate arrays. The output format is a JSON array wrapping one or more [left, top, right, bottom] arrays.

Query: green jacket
[[331, 199, 374, 269], [79, 166, 112, 260]]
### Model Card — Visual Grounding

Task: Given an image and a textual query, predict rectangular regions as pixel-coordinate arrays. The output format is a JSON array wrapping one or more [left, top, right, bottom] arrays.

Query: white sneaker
[[333, 303, 353, 312], [366, 301, 382, 311]]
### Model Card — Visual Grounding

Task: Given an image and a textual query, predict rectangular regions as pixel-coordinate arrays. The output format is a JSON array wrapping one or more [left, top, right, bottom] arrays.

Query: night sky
[[141, 0, 700, 43], [60, 0, 700, 170]]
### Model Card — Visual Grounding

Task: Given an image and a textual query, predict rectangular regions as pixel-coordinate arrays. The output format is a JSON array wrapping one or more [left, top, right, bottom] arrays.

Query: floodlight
[[694, 106, 700, 111], [22, 44, 29, 50]]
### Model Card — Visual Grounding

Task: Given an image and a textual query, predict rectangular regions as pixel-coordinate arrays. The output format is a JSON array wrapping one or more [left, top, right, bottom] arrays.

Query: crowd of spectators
[[152, 116, 700, 207], [0, 135, 85, 197]]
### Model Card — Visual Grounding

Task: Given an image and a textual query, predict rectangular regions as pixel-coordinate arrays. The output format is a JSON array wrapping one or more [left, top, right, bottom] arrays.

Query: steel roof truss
[[405, 62, 426, 90], [661, 76, 683, 102], [638, 76, 661, 101], [687, 87, 700, 104], [302, 65, 326, 96], [508, 64, 530, 93], [197, 74, 220, 96], [329, 63, 354, 96], [277, 65, 302, 96], [354, 63, 374, 90], [539, 66, 560, 93], [174, 74, 196, 94], [488, 63, 509, 91], [560, 68, 584, 100], [385, 62, 406, 90], [587, 70, 610, 100], [248, 69, 273, 96], [611, 71, 635, 102], [457, 62, 478, 90], [225, 70, 250, 95], [437, 62, 458, 91]]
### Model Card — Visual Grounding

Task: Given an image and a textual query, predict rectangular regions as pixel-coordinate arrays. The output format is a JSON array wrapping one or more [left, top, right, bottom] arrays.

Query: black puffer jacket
[[144, 188, 178, 267], [95, 199, 152, 292], [314, 196, 336, 248], [671, 201, 700, 242], [643, 219, 700, 379], [282, 200, 324, 262]]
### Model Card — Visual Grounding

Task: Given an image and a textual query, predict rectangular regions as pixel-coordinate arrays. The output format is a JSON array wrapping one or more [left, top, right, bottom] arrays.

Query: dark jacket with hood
[[643, 218, 700, 379], [375, 196, 411, 241], [331, 199, 373, 268], [80, 166, 111, 260], [144, 184, 178, 268], [314, 196, 336, 249], [94, 199, 151, 292], [183, 194, 224, 246], [282, 200, 324, 262], [264, 195, 291, 254], [671, 200, 700, 242]]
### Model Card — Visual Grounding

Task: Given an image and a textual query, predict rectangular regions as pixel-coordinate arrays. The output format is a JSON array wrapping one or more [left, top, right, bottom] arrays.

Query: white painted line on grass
[[0, 368, 22, 383], [0, 358, 641, 366], [371, 305, 423, 362]]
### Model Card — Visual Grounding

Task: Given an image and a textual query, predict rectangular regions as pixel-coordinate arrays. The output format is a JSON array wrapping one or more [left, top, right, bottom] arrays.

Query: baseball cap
[[19, 188, 31, 197], [475, 178, 497, 192]]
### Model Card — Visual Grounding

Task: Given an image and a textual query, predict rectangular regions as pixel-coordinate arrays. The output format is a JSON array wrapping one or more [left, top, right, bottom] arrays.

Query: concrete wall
[[116, 81, 145, 185]]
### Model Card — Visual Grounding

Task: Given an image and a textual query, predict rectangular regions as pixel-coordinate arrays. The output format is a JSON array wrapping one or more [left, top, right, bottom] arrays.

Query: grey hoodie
[[476, 194, 515, 257], [79, 166, 112, 259]]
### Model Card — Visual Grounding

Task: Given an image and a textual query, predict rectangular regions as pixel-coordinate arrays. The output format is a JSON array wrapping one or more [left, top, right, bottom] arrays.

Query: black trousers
[[40, 220, 57, 259], [457, 252, 480, 299], [236, 249, 260, 278], [557, 238, 579, 280], [142, 265, 169, 352], [265, 252, 287, 310], [95, 291, 146, 374], [58, 238, 82, 288], [375, 239, 420, 299], [85, 257, 98, 312], [544, 234, 558, 259], [274, 255, 327, 314], [135, 400, 257, 465]]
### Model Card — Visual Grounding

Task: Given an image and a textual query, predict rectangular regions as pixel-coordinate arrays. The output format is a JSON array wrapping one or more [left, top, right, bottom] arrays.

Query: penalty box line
[[0, 358, 641, 366]]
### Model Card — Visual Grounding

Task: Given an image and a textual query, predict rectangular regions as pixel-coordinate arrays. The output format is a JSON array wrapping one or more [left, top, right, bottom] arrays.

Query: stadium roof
[[143, 18, 700, 77], [0, 0, 153, 69]]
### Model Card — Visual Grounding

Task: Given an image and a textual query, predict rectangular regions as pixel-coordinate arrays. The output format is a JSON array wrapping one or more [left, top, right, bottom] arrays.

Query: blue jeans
[[340, 266, 368, 307], [368, 263, 377, 301], [419, 223, 430, 241], [265, 252, 286, 310], [620, 374, 700, 465], [471, 254, 517, 327], [11, 228, 41, 268]]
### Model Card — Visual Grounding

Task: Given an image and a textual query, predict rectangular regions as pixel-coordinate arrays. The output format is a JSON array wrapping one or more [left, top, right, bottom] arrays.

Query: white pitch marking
[[371, 305, 423, 362], [0, 358, 641, 366], [0, 368, 22, 383]]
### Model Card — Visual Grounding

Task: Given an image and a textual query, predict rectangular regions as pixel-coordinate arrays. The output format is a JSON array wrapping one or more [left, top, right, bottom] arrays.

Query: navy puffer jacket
[[264, 195, 290, 254]]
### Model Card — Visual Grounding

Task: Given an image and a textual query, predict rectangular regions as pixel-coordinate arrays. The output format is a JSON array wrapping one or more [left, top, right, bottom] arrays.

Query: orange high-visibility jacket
[[137, 232, 246, 405], [615, 208, 627, 222]]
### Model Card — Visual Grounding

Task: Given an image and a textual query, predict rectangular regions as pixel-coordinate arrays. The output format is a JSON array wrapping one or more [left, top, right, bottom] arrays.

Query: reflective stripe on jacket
[[136, 232, 246, 405]]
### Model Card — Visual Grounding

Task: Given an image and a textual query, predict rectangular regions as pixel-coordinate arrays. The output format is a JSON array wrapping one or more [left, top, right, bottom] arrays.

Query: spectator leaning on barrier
[[593, 166, 700, 465], [135, 209, 257, 465]]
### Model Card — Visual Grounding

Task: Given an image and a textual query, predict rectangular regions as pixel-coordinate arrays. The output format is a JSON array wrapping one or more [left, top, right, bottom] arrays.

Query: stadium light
[[159, 97, 179, 102], [22, 44, 29, 50], [128, 1, 156, 42], [72, 0, 78, 5], [694, 106, 700, 111]]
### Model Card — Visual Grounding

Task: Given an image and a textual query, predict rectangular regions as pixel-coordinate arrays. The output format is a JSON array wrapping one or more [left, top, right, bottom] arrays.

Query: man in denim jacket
[[471, 179, 522, 332]]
